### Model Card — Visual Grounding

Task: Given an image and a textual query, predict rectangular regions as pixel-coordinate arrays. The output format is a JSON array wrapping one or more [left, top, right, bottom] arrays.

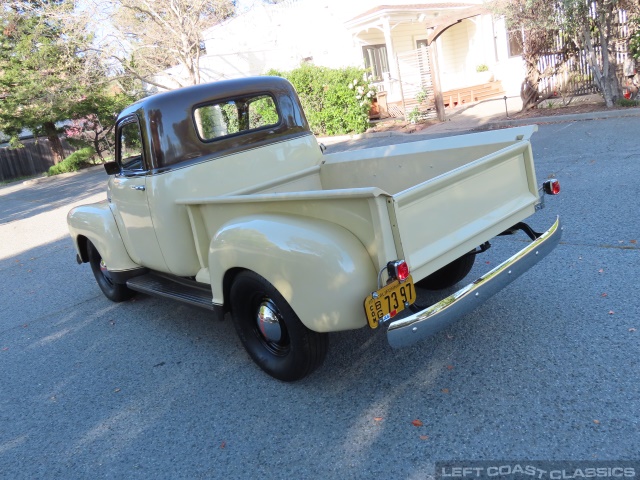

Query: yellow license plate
[[364, 275, 415, 329]]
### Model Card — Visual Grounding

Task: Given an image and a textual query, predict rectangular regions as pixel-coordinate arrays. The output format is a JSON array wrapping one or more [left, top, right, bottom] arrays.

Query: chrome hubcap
[[256, 299, 282, 343], [99, 259, 113, 285]]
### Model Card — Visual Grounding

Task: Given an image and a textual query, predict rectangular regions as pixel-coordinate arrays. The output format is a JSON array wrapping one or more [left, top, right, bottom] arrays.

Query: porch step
[[443, 81, 505, 108], [127, 273, 216, 310]]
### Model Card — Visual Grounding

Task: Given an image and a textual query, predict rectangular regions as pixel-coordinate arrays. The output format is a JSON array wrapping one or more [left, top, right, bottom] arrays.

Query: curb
[[480, 107, 640, 129], [21, 165, 104, 186], [318, 130, 399, 144]]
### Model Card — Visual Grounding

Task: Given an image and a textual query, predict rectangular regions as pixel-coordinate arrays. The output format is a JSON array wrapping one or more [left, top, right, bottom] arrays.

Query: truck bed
[[178, 126, 540, 282], [319, 125, 540, 279]]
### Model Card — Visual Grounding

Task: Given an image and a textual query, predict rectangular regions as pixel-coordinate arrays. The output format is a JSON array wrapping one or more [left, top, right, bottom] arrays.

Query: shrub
[[617, 98, 639, 108], [266, 65, 375, 136], [407, 107, 421, 123], [47, 147, 96, 176]]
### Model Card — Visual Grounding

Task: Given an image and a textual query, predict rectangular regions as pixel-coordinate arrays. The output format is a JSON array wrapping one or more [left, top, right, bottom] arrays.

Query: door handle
[[131, 185, 146, 191]]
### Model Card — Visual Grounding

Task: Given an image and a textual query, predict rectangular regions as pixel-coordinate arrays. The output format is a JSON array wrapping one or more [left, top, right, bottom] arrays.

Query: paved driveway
[[1, 116, 639, 479]]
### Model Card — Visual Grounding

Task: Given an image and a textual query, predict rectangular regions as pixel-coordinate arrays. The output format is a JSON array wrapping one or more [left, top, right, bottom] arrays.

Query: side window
[[194, 94, 279, 141], [117, 119, 145, 172]]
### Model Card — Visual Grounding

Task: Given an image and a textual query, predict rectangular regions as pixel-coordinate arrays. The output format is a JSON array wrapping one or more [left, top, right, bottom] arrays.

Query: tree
[[64, 90, 136, 159], [104, 0, 235, 89], [490, 0, 571, 110], [561, 0, 639, 107], [0, 1, 107, 163]]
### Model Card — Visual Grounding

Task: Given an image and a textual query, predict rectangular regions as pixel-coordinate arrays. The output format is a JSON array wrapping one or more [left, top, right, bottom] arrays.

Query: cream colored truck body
[[67, 77, 560, 352]]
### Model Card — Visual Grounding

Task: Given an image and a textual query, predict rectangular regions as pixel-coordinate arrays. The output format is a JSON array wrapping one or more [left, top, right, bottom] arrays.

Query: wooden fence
[[538, 9, 633, 99], [0, 137, 74, 183], [395, 47, 436, 119]]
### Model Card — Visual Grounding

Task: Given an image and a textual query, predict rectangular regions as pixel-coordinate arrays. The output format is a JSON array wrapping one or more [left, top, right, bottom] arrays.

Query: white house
[[161, 0, 526, 117]]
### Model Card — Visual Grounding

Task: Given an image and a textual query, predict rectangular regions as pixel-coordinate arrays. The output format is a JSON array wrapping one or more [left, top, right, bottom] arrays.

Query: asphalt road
[[1, 116, 639, 479]]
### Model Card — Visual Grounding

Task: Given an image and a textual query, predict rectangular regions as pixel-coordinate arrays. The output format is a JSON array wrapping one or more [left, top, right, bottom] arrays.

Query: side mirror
[[104, 161, 120, 175]]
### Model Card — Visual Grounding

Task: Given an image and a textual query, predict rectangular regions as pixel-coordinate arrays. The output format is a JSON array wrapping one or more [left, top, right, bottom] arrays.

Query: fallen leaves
[[598, 269, 604, 274], [601, 293, 608, 298], [441, 388, 450, 394], [419, 435, 429, 440], [593, 419, 600, 425], [631, 240, 638, 245], [446, 365, 454, 371], [220, 441, 226, 449], [374, 417, 383, 422], [609, 311, 615, 315], [113, 388, 121, 393], [411, 419, 423, 427]]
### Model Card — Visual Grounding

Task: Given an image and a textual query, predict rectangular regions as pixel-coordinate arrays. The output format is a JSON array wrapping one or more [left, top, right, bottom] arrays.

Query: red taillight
[[543, 179, 560, 195], [388, 260, 410, 282]]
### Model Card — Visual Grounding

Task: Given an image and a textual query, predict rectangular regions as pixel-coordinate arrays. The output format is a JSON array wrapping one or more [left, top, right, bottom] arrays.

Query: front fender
[[209, 214, 377, 332], [67, 201, 139, 272]]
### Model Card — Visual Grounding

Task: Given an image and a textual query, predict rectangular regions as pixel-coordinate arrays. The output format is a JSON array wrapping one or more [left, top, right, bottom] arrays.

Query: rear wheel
[[230, 271, 328, 381], [88, 242, 136, 302], [416, 252, 475, 290]]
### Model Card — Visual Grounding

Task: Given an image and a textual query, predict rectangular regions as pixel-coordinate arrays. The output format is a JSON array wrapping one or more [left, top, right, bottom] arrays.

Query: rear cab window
[[194, 94, 279, 141]]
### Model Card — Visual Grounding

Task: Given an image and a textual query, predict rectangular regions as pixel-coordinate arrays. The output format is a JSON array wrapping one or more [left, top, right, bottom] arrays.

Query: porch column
[[428, 41, 446, 122], [382, 16, 398, 81]]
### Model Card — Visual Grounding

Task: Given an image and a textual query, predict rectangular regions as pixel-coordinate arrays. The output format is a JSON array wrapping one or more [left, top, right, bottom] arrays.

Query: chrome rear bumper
[[387, 217, 562, 348]]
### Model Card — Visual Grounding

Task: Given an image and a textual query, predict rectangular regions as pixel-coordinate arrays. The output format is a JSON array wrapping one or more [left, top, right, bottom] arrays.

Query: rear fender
[[67, 201, 139, 272], [209, 214, 377, 332]]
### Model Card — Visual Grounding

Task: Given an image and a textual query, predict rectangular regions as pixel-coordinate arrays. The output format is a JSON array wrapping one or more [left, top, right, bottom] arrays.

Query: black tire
[[416, 252, 475, 290], [88, 242, 136, 302], [230, 271, 328, 381]]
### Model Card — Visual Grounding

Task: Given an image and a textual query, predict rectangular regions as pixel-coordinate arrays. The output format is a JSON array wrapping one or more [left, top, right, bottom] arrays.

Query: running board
[[126, 273, 216, 311]]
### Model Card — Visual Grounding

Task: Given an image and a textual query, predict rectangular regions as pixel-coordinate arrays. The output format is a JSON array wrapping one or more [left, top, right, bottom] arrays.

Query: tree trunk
[[43, 121, 65, 164], [578, 1, 622, 108], [93, 135, 104, 160], [599, 31, 622, 107], [521, 56, 541, 110]]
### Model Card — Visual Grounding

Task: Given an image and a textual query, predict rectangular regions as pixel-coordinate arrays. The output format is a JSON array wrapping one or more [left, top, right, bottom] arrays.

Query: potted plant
[[476, 64, 493, 83]]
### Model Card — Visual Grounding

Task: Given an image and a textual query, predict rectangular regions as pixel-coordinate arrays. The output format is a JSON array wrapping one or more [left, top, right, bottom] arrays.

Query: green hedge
[[267, 65, 375, 136], [47, 147, 96, 176]]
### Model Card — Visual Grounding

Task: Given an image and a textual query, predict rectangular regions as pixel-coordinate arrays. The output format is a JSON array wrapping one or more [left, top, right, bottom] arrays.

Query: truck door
[[109, 116, 167, 271]]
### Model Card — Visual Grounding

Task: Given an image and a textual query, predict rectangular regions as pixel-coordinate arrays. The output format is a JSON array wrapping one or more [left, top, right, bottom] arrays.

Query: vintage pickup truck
[[67, 76, 561, 381]]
